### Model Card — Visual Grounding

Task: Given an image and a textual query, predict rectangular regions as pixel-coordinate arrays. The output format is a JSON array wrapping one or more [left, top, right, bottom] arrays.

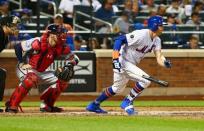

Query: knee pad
[[22, 72, 38, 89]]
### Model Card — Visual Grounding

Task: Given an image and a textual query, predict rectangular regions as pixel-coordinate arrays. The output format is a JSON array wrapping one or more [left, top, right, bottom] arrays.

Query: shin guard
[[9, 72, 38, 109], [40, 80, 68, 107]]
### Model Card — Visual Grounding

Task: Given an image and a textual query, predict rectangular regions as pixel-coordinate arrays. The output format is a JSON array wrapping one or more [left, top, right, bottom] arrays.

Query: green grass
[[1, 101, 204, 131], [0, 116, 204, 131], [1, 100, 203, 107]]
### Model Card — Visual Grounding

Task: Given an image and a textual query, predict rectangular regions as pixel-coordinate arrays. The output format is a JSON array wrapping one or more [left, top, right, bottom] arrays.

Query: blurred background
[[2, 0, 204, 50]]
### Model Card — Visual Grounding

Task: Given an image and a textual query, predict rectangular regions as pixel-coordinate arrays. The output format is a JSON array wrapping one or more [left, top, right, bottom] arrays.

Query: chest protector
[[29, 33, 70, 72]]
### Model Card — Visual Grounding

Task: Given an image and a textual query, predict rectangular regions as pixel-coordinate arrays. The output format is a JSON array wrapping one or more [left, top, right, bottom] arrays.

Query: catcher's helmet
[[147, 15, 167, 32], [0, 16, 21, 27], [47, 24, 66, 34]]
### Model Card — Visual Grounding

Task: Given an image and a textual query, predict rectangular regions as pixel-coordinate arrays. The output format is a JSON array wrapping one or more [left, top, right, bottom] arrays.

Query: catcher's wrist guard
[[55, 63, 74, 81]]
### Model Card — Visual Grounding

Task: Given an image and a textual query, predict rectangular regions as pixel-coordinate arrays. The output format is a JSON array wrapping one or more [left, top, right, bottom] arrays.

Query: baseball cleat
[[86, 101, 107, 114], [5, 101, 18, 113], [5, 108, 18, 113], [40, 106, 63, 112], [40, 103, 63, 112], [121, 98, 137, 116], [0, 108, 3, 112]]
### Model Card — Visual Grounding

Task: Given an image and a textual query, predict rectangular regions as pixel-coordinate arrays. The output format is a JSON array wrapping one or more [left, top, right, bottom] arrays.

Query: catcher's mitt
[[55, 64, 74, 81]]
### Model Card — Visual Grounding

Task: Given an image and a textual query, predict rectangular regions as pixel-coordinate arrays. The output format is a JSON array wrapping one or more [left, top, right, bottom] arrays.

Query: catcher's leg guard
[[40, 80, 68, 112], [0, 68, 6, 101], [5, 72, 38, 113]]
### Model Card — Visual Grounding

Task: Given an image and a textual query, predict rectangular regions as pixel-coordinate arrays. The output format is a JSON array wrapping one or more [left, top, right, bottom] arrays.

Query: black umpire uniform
[[0, 16, 20, 112], [0, 22, 8, 100]]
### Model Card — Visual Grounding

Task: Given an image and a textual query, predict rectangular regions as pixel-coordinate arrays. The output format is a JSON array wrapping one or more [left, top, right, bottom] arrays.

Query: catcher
[[5, 24, 79, 113]]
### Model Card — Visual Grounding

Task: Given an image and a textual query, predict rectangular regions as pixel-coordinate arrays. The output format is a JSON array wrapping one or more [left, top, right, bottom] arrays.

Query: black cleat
[[5, 101, 18, 113], [40, 106, 63, 113]]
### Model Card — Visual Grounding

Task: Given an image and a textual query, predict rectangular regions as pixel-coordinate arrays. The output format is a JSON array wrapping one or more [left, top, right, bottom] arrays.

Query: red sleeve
[[55, 44, 71, 57], [62, 45, 71, 55], [31, 39, 41, 50]]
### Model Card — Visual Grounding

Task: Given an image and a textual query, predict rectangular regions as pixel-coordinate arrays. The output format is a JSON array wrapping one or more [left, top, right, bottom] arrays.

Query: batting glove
[[112, 59, 121, 72], [164, 59, 171, 68]]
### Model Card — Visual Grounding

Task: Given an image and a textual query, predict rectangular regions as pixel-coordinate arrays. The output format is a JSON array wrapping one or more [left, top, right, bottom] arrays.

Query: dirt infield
[[1, 107, 204, 118], [1, 95, 204, 118]]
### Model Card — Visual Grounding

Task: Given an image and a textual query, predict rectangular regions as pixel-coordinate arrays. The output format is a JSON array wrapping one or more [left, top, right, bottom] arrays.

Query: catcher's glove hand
[[55, 64, 74, 81]]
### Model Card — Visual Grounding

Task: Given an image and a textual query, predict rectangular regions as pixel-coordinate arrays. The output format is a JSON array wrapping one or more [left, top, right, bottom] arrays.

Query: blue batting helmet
[[147, 15, 167, 32]]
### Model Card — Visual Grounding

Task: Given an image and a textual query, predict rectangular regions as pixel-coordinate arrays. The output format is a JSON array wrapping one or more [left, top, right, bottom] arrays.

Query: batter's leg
[[121, 61, 151, 115], [86, 72, 129, 113]]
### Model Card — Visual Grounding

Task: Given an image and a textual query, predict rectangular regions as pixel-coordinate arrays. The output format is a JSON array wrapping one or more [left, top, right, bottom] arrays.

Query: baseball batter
[[86, 15, 171, 115], [5, 24, 79, 113]]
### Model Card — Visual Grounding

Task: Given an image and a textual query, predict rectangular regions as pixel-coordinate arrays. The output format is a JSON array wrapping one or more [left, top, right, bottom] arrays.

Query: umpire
[[0, 16, 20, 112]]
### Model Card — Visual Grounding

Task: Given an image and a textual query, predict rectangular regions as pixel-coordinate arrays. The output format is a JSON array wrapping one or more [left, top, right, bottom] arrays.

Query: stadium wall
[[0, 49, 204, 96]]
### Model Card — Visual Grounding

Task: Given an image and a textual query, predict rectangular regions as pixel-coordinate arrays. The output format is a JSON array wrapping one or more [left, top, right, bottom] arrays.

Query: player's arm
[[55, 48, 79, 82], [55, 47, 79, 82], [154, 50, 171, 68], [67, 53, 80, 66], [14, 42, 24, 64], [14, 41, 32, 69], [112, 35, 127, 72], [14, 39, 40, 69], [62, 45, 80, 66], [112, 35, 127, 59]]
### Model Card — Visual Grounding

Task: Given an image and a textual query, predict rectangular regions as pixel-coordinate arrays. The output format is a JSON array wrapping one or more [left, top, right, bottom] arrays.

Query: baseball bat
[[142, 75, 169, 87]]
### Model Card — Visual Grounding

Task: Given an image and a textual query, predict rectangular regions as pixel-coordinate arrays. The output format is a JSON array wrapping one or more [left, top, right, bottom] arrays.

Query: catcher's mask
[[47, 24, 67, 35]]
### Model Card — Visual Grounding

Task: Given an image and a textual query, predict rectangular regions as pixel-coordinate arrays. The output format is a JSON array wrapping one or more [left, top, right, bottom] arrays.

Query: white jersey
[[120, 29, 161, 64]]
